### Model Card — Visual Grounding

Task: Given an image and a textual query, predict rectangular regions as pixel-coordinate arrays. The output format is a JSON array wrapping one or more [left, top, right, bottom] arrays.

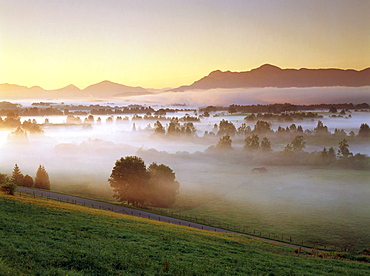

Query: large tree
[[11, 164, 24, 186], [109, 156, 180, 208], [108, 156, 149, 207], [35, 165, 50, 190], [147, 163, 179, 207], [23, 175, 34, 187]]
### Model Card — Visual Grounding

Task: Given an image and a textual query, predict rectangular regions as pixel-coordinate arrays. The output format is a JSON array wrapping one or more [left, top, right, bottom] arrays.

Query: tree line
[[0, 164, 50, 195]]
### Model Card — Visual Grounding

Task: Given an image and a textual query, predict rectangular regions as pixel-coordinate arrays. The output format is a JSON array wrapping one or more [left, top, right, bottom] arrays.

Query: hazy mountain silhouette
[[172, 64, 370, 91], [0, 81, 151, 100], [84, 80, 150, 97]]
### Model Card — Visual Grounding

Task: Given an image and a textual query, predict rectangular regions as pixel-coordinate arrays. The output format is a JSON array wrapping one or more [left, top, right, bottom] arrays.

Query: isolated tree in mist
[[216, 135, 233, 150], [252, 120, 272, 134], [154, 121, 165, 134], [314, 120, 329, 135], [108, 156, 148, 207], [358, 123, 370, 137], [35, 165, 50, 190], [260, 137, 272, 152], [109, 156, 180, 208], [244, 134, 259, 151], [338, 139, 352, 158], [147, 163, 179, 207], [329, 106, 337, 113], [217, 120, 236, 136], [290, 135, 306, 152], [23, 175, 33, 187], [11, 164, 24, 186]]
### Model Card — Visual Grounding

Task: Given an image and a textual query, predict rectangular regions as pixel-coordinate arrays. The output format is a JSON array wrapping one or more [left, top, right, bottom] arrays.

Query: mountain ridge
[[0, 81, 151, 100], [1, 64, 370, 99], [172, 64, 370, 92]]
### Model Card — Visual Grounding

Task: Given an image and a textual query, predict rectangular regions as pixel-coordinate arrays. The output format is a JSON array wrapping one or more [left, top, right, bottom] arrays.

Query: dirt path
[[17, 187, 325, 253]]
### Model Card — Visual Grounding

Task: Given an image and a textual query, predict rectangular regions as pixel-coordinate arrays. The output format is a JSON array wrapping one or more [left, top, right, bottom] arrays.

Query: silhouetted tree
[[329, 106, 337, 113], [338, 139, 352, 158], [314, 120, 329, 135], [35, 165, 50, 190], [244, 134, 259, 151], [11, 164, 24, 186], [252, 120, 272, 134], [108, 156, 148, 207], [290, 135, 306, 152], [154, 121, 165, 134], [260, 137, 272, 152], [359, 123, 370, 138], [237, 123, 251, 136], [23, 175, 33, 187], [147, 163, 179, 207], [216, 135, 233, 150], [217, 120, 236, 136]]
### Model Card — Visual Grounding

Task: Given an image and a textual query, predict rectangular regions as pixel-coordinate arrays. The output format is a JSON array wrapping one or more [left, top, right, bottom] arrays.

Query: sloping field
[[0, 193, 369, 275]]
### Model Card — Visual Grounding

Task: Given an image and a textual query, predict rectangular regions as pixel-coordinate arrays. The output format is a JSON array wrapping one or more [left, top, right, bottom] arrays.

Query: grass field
[[0, 192, 369, 275], [166, 163, 370, 252]]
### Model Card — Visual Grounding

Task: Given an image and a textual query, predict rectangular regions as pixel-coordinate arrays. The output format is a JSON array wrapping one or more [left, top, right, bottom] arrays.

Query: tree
[[252, 120, 272, 134], [290, 135, 306, 152], [359, 123, 370, 138], [321, 147, 336, 164], [260, 137, 272, 152], [244, 134, 259, 151], [154, 121, 165, 134], [108, 156, 148, 207], [167, 118, 181, 135], [338, 139, 352, 158], [35, 165, 50, 190], [0, 173, 7, 185], [216, 135, 233, 150], [147, 163, 179, 207], [23, 175, 33, 187], [11, 164, 24, 186], [329, 106, 337, 113], [314, 120, 329, 135], [217, 120, 236, 136], [237, 123, 251, 136]]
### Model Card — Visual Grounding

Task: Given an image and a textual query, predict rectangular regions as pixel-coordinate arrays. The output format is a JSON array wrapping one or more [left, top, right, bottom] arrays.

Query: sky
[[1, 0, 369, 90]]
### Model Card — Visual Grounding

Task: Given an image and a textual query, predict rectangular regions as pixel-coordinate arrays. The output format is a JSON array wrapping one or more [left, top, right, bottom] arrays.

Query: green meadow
[[1, 192, 369, 275]]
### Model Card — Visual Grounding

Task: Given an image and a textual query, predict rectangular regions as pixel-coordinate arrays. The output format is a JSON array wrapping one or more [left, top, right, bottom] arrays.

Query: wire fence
[[18, 190, 353, 252]]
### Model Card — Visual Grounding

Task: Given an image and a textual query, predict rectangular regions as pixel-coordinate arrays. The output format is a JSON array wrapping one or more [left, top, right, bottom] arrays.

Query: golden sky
[[1, 0, 369, 90]]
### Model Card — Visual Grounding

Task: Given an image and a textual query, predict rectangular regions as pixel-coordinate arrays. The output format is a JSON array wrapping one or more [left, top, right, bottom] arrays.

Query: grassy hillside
[[0, 193, 369, 276]]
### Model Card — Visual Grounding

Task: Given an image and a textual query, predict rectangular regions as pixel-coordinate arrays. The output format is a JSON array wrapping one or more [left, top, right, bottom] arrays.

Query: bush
[[1, 183, 17, 195]]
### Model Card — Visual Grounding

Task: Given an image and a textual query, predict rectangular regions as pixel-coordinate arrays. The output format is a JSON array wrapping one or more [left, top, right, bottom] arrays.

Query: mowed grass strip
[[0, 194, 369, 276]]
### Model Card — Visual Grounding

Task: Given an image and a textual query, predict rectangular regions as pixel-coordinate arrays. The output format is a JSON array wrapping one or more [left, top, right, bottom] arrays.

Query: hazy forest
[[1, 100, 369, 251]]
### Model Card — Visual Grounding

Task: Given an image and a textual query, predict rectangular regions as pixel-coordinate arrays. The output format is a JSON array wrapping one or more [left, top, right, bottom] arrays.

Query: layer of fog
[[1, 102, 369, 248], [119, 86, 370, 106]]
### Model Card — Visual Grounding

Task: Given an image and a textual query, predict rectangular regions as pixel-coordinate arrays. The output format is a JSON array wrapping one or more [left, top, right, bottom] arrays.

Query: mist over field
[[0, 95, 369, 250]]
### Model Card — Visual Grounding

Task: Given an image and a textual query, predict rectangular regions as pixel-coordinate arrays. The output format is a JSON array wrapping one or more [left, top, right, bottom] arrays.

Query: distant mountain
[[0, 81, 151, 100], [172, 64, 370, 91], [83, 80, 150, 97]]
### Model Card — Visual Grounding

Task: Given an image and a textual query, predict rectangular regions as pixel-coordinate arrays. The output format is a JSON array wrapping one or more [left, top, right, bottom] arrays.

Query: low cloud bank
[[122, 86, 370, 106]]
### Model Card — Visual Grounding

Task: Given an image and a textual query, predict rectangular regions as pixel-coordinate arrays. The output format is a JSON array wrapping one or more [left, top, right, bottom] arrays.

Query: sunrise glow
[[1, 0, 369, 90]]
